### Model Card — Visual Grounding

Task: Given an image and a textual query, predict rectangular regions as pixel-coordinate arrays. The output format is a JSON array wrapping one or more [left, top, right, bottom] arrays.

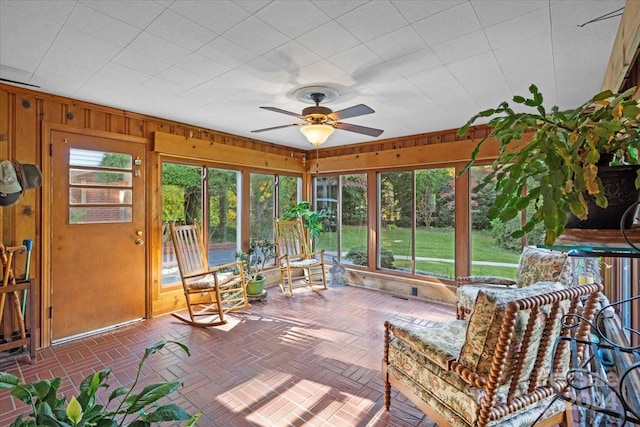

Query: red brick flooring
[[0, 285, 455, 426]]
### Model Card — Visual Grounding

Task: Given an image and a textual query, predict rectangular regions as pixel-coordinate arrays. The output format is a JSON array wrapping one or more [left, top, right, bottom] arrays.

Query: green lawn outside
[[318, 226, 520, 279]]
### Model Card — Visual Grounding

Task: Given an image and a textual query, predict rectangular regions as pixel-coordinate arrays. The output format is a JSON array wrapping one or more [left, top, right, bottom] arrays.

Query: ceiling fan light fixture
[[300, 123, 334, 146]]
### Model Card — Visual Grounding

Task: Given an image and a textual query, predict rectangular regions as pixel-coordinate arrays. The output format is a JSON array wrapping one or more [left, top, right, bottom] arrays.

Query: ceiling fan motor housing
[[302, 105, 333, 123]]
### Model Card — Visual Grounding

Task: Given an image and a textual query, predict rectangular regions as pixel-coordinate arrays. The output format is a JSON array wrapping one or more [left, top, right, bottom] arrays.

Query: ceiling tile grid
[[0, 0, 626, 149]]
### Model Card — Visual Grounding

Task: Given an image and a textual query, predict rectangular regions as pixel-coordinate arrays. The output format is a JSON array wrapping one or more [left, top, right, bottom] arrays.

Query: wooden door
[[51, 131, 146, 341]]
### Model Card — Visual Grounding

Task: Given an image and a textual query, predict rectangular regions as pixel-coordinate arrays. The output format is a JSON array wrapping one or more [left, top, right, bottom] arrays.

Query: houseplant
[[459, 84, 640, 245], [235, 239, 276, 295], [281, 201, 331, 246], [0, 341, 200, 426]]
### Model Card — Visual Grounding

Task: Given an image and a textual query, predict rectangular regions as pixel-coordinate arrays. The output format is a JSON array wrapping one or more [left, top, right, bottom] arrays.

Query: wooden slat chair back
[[169, 222, 249, 327], [383, 282, 603, 427], [274, 218, 327, 297]]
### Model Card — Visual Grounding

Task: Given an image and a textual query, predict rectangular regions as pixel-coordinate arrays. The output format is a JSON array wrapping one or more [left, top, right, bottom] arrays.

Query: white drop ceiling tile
[[79, 0, 165, 29], [234, 0, 272, 14], [296, 21, 361, 58], [432, 31, 490, 65], [223, 16, 289, 56], [494, 35, 554, 97], [53, 27, 121, 61], [392, 1, 466, 24], [0, 65, 34, 84], [31, 69, 86, 95], [232, 57, 289, 89], [310, 1, 368, 19], [471, 0, 548, 28], [126, 32, 191, 65], [146, 9, 217, 51], [484, 8, 550, 51], [168, 0, 249, 34], [141, 77, 186, 98], [87, 62, 151, 93], [408, 65, 469, 107], [550, 0, 625, 31], [298, 60, 346, 83], [45, 45, 107, 74], [112, 49, 171, 76], [262, 41, 322, 72], [336, 1, 407, 43], [329, 45, 381, 74], [256, 1, 330, 39], [35, 57, 94, 82], [412, 2, 481, 46], [0, 27, 49, 73], [552, 17, 620, 55], [366, 26, 426, 61], [157, 64, 210, 88], [386, 48, 442, 77], [447, 52, 512, 108], [197, 36, 257, 69], [0, 3, 62, 41], [173, 54, 230, 79], [2, 0, 75, 24], [65, 3, 140, 47]]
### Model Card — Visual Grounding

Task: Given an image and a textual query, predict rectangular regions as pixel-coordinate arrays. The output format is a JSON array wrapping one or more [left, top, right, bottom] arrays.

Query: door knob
[[135, 239, 144, 245]]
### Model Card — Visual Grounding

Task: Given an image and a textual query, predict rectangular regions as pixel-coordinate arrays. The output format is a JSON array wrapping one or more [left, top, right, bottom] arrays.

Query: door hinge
[[48, 306, 53, 318]]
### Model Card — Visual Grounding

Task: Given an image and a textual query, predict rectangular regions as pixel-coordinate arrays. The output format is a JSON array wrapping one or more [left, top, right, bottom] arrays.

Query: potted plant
[[281, 201, 331, 248], [0, 341, 200, 426], [459, 84, 640, 245], [235, 239, 276, 295]]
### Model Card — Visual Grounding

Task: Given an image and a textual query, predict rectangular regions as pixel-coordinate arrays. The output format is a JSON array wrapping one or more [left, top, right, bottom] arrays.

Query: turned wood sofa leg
[[383, 321, 391, 411]]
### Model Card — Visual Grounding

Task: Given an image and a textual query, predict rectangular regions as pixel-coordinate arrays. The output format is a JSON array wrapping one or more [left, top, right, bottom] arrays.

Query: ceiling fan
[[251, 92, 383, 146]]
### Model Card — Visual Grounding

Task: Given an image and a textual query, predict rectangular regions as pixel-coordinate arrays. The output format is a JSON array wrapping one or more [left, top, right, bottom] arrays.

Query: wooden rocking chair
[[274, 218, 327, 297], [169, 222, 250, 327]]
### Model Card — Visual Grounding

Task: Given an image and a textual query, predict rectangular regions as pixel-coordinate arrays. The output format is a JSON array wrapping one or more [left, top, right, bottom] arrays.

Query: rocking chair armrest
[[307, 249, 325, 258], [207, 260, 245, 274]]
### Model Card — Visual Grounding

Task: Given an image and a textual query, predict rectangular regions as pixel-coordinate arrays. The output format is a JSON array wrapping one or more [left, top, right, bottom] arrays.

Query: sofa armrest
[[387, 320, 467, 370], [456, 276, 516, 287]]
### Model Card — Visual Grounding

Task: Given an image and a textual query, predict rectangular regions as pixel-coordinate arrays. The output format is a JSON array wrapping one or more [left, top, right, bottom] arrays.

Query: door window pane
[[278, 175, 301, 217], [314, 176, 338, 259], [68, 149, 133, 224]]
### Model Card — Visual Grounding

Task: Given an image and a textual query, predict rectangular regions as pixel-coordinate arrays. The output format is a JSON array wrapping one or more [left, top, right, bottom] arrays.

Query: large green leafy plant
[[281, 201, 330, 240], [0, 341, 200, 427], [459, 85, 640, 245]]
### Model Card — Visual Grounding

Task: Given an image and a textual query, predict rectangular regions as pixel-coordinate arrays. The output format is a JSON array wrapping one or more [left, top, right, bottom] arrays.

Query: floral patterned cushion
[[516, 246, 569, 288], [387, 333, 567, 426], [458, 281, 565, 382], [390, 320, 467, 370], [456, 283, 516, 314]]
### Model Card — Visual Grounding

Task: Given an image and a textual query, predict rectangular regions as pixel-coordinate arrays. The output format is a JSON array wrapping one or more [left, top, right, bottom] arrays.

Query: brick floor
[[0, 285, 455, 426]]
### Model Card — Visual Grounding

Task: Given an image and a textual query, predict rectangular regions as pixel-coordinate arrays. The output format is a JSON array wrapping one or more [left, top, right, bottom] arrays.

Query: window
[[277, 175, 301, 217], [250, 173, 274, 240], [379, 168, 456, 279], [207, 168, 240, 265], [340, 174, 368, 267], [68, 148, 133, 224]]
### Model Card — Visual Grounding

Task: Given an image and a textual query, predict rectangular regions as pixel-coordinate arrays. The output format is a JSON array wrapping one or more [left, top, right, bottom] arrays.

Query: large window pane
[[278, 175, 300, 217], [315, 176, 338, 259], [379, 172, 412, 272], [250, 173, 274, 240], [341, 174, 367, 267], [470, 165, 520, 277], [414, 168, 455, 279], [207, 168, 240, 265], [161, 163, 203, 286]]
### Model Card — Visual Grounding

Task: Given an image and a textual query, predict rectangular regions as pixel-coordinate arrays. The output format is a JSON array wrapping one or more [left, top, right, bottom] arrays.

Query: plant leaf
[[140, 404, 192, 422], [66, 396, 83, 424], [125, 382, 182, 413]]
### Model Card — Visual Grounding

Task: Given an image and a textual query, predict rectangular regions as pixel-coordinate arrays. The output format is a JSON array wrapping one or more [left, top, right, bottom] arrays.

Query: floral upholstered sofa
[[456, 246, 572, 320], [382, 281, 603, 427]]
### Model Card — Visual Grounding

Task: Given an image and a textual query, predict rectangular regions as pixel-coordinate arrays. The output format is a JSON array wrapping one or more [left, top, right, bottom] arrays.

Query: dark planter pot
[[566, 164, 640, 229], [246, 275, 266, 296]]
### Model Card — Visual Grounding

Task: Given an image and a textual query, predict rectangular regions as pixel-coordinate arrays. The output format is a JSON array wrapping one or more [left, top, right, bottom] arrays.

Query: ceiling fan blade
[[251, 123, 301, 133], [334, 122, 384, 137], [260, 106, 304, 119], [328, 104, 374, 121]]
